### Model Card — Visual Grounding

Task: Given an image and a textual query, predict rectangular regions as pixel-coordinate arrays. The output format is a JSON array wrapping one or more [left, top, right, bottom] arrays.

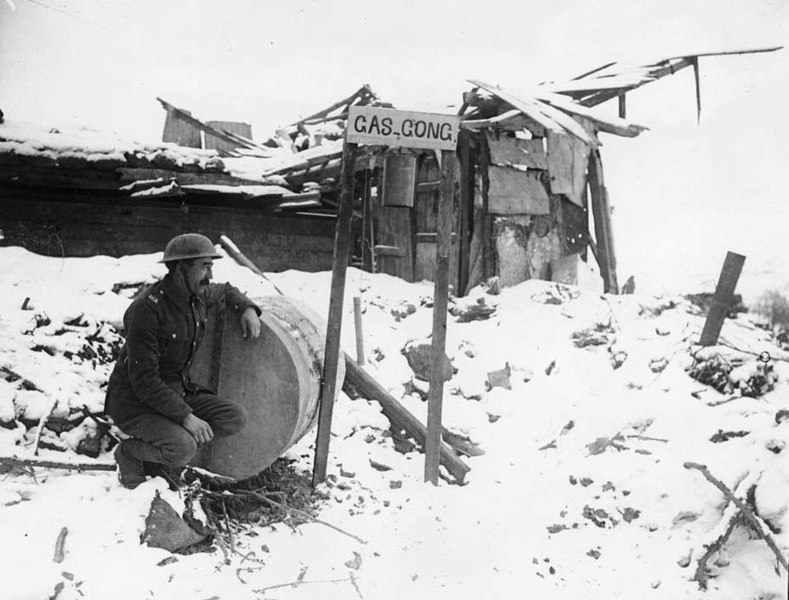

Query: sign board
[[347, 106, 460, 151]]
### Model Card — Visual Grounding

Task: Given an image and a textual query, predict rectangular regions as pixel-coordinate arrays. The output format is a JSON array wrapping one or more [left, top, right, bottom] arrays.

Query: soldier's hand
[[182, 414, 214, 444], [240, 307, 261, 340]]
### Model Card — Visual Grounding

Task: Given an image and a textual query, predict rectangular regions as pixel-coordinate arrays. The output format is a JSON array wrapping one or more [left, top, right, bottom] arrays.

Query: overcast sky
[[1, 0, 787, 295]]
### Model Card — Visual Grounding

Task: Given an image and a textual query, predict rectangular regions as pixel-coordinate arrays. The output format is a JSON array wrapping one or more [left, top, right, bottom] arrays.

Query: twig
[[706, 394, 743, 407], [254, 577, 354, 594], [222, 499, 235, 553], [203, 488, 367, 545], [625, 434, 668, 443], [0, 456, 116, 472], [692, 510, 743, 589], [350, 573, 365, 599], [247, 491, 368, 545], [53, 526, 68, 563], [684, 462, 789, 573], [33, 399, 59, 456]]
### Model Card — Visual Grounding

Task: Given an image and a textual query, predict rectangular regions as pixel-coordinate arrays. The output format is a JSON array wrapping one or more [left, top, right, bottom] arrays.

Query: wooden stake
[[699, 252, 746, 346], [425, 149, 456, 485], [312, 141, 359, 486], [588, 150, 619, 293], [353, 296, 365, 366]]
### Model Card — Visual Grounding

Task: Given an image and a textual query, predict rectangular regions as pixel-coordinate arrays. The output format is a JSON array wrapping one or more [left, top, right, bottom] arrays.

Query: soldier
[[106, 233, 261, 489]]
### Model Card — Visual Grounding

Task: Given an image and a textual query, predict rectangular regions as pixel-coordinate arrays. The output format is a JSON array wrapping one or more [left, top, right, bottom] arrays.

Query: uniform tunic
[[105, 275, 259, 428]]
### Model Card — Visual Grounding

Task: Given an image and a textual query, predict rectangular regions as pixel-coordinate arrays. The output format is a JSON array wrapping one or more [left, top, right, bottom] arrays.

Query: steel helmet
[[159, 233, 222, 263]]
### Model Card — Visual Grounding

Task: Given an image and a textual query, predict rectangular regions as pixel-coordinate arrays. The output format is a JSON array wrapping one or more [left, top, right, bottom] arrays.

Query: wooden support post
[[588, 150, 619, 293], [353, 296, 365, 366], [312, 141, 359, 486], [425, 149, 456, 484], [458, 130, 472, 296], [699, 252, 746, 346], [480, 136, 492, 280]]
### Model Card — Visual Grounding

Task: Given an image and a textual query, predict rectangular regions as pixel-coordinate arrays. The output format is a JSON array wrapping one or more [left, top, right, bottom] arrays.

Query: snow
[[1, 246, 788, 599]]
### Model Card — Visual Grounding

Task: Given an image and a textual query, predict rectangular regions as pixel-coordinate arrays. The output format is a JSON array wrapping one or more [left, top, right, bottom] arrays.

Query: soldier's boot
[[114, 440, 147, 489]]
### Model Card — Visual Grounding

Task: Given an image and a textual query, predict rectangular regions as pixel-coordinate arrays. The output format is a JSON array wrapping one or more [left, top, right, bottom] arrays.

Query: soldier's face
[[182, 258, 214, 295]]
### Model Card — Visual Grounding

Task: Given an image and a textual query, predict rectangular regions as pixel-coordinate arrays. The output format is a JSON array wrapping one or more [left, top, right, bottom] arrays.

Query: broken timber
[[344, 358, 469, 483], [699, 252, 746, 346]]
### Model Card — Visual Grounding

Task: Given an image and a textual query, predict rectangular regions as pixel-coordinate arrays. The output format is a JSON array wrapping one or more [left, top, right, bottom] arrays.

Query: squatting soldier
[[106, 233, 261, 488]]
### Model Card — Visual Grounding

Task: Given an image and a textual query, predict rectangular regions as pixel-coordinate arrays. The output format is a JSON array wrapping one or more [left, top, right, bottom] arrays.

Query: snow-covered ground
[[1, 246, 788, 600]]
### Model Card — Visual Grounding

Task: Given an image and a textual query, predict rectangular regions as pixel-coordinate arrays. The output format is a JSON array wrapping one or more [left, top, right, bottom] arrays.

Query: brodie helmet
[[159, 233, 222, 263]]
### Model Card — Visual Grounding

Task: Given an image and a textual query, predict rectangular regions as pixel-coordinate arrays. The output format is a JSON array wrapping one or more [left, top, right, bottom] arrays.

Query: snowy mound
[[1, 247, 788, 600]]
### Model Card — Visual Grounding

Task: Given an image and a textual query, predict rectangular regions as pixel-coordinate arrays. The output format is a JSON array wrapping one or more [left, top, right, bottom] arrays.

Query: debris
[[401, 341, 454, 382], [586, 433, 628, 456], [389, 480, 402, 489], [450, 298, 497, 323], [571, 324, 612, 348], [369, 459, 392, 472], [390, 302, 416, 320], [545, 360, 557, 376], [587, 549, 601, 559], [618, 507, 640, 523], [684, 462, 789, 588], [344, 552, 362, 570], [709, 430, 749, 443], [486, 363, 512, 390], [649, 357, 669, 373], [142, 492, 209, 553], [53, 526, 68, 563]]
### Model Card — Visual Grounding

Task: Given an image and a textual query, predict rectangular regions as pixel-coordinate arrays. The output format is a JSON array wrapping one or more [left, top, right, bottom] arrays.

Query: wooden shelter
[[355, 48, 781, 294]]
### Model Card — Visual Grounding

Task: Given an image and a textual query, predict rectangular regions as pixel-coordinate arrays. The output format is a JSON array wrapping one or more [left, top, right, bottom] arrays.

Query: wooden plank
[[699, 252, 746, 346], [425, 149, 455, 485], [374, 244, 406, 257], [117, 168, 264, 187], [488, 134, 547, 170], [416, 181, 441, 192], [343, 357, 468, 483], [415, 240, 458, 285], [375, 203, 414, 280], [205, 120, 254, 154], [487, 166, 550, 215], [382, 154, 417, 207], [468, 79, 598, 146], [313, 141, 359, 486], [546, 127, 591, 207], [588, 150, 618, 293], [162, 107, 202, 148], [457, 130, 472, 296]]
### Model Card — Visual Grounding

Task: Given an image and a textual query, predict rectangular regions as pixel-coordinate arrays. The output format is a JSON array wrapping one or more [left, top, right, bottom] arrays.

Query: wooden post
[[588, 149, 619, 293], [312, 141, 359, 486], [457, 130, 472, 297], [425, 149, 456, 484], [699, 252, 746, 346], [353, 296, 365, 366]]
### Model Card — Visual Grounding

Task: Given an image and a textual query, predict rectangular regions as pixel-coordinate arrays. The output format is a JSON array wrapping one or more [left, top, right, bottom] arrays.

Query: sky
[[1, 0, 788, 297]]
